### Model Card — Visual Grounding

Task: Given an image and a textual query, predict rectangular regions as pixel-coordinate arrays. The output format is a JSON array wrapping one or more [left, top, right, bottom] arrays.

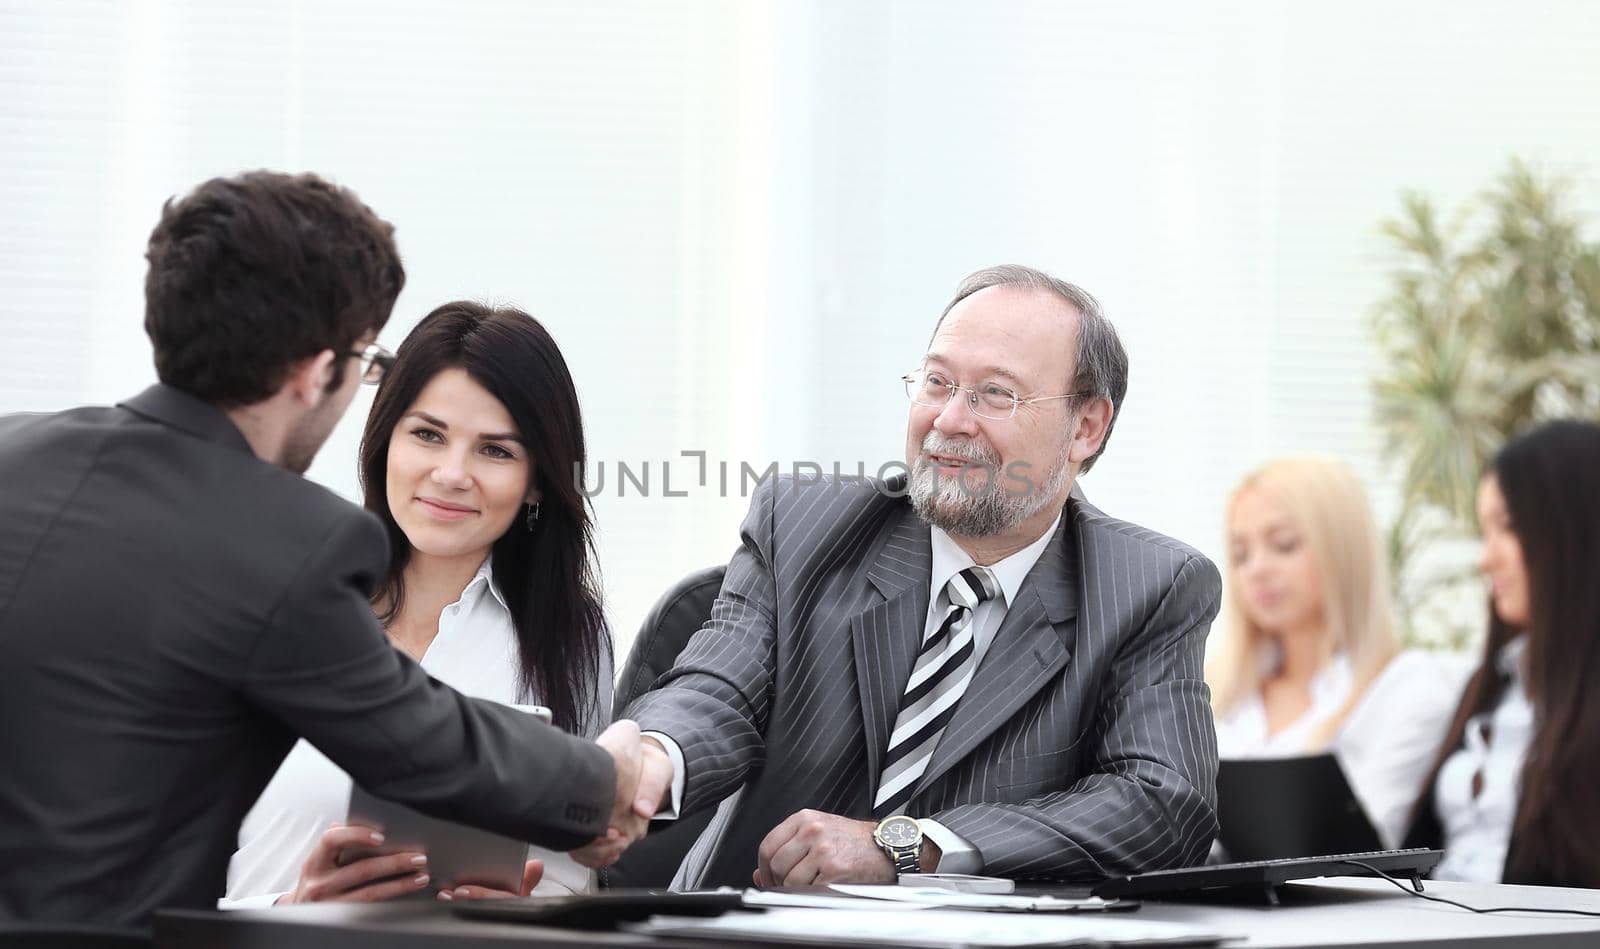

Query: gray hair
[[932, 264, 1128, 473]]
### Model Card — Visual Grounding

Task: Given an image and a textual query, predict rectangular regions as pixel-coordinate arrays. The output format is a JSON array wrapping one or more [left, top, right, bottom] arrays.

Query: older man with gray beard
[[617, 264, 1222, 889]]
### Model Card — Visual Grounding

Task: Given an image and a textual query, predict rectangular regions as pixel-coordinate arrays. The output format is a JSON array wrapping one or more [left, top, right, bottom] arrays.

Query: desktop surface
[[153, 877, 1600, 949]]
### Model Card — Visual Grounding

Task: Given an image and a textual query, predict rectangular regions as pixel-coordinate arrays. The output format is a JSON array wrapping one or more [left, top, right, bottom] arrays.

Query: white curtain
[[5, 0, 1599, 648]]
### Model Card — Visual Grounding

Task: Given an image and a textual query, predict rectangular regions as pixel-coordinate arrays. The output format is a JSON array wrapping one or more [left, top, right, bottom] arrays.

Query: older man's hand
[[571, 721, 673, 868], [754, 810, 940, 887]]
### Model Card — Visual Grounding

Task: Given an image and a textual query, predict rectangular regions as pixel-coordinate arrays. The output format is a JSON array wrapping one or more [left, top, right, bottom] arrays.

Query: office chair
[[600, 565, 725, 888]]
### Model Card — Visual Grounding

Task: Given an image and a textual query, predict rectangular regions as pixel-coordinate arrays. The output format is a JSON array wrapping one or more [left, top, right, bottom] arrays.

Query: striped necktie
[[872, 565, 998, 818]]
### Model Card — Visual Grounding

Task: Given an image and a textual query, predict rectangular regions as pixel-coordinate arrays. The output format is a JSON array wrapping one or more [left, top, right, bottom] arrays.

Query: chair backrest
[[612, 564, 726, 718], [602, 564, 726, 888]]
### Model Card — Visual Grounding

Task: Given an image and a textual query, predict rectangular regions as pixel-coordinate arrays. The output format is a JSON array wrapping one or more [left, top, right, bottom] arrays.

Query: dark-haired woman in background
[[222, 302, 612, 905], [1406, 419, 1600, 888]]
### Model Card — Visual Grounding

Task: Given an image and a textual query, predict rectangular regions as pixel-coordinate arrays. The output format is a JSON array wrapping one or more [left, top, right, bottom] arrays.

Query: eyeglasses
[[350, 342, 397, 385], [902, 368, 1088, 421]]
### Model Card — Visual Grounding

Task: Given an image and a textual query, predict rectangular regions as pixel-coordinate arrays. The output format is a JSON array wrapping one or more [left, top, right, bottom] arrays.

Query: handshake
[[571, 720, 676, 868]]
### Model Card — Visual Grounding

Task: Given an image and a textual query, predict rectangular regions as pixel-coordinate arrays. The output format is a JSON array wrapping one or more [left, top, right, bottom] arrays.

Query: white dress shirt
[[221, 557, 613, 907], [1432, 635, 1532, 883], [648, 513, 1060, 883], [1214, 648, 1470, 849]]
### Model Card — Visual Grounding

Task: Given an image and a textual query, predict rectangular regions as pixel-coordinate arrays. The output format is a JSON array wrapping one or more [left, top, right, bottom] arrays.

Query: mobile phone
[[898, 872, 1016, 893]]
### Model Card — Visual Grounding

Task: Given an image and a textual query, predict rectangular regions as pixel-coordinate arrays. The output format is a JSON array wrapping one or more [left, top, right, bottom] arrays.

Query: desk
[[154, 878, 1600, 949]]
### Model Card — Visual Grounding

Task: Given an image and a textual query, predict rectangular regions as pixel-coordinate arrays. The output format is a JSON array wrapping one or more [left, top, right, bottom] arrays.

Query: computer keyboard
[[1092, 848, 1443, 902]]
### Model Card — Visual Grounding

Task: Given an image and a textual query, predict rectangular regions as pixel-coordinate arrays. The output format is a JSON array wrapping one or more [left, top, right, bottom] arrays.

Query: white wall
[[5, 0, 1599, 655]]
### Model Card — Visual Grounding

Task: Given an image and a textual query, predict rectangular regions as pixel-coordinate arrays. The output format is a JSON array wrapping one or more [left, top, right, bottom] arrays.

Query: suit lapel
[[913, 512, 1080, 797], [851, 508, 932, 792]]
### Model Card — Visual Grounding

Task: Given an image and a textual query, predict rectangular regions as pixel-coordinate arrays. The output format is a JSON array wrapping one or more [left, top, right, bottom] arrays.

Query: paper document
[[743, 889, 931, 911], [832, 884, 1125, 912], [629, 907, 1225, 948]]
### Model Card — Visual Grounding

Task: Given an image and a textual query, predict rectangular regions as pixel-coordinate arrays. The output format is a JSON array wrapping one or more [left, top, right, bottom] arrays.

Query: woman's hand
[[277, 824, 430, 904], [437, 859, 545, 901]]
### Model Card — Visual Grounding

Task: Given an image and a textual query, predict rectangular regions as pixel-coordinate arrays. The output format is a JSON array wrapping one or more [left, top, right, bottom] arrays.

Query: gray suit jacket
[[627, 474, 1220, 886], [0, 386, 614, 929]]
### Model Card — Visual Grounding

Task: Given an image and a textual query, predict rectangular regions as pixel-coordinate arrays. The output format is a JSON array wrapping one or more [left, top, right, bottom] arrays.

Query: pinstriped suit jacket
[[626, 474, 1221, 886]]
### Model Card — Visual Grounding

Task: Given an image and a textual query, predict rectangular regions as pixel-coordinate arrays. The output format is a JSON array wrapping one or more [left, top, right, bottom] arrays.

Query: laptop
[[1092, 848, 1442, 903], [1216, 753, 1382, 861]]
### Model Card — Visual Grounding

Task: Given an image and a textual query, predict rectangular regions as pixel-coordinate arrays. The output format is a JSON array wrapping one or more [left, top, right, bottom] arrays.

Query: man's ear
[[1067, 397, 1114, 466], [282, 349, 338, 408]]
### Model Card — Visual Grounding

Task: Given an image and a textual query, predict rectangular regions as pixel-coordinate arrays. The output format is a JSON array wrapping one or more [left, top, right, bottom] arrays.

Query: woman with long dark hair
[[222, 302, 612, 905], [1406, 419, 1600, 887]]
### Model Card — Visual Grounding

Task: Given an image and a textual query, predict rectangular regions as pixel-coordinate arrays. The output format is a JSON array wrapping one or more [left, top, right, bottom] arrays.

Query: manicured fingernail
[[413, 874, 429, 886], [369, 832, 385, 844], [454, 887, 471, 898], [410, 855, 427, 866], [438, 890, 453, 901]]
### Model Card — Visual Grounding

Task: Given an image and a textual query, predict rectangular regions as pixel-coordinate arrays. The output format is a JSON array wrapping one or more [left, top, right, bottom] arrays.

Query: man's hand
[[754, 810, 939, 887], [636, 734, 674, 818], [571, 721, 673, 868]]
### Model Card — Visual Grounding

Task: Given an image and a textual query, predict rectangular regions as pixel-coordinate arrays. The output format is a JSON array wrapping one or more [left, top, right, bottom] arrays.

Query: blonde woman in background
[[1208, 456, 1469, 849]]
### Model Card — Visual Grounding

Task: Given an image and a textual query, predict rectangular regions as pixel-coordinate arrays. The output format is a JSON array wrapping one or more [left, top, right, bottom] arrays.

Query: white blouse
[[1215, 649, 1471, 849], [221, 557, 613, 907], [1432, 635, 1532, 883]]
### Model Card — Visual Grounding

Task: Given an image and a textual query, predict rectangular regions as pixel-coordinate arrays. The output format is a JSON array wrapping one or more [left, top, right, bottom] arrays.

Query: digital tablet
[[342, 704, 551, 893]]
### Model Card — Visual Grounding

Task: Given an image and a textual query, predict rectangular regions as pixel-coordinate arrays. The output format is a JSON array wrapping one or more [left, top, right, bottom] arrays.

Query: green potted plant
[[1373, 160, 1600, 646]]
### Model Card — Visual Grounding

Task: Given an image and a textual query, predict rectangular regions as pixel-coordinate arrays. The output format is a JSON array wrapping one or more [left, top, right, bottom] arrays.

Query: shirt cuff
[[919, 819, 980, 874], [640, 731, 686, 820]]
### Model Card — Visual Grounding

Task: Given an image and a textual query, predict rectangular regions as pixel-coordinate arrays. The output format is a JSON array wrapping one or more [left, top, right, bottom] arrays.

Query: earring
[[525, 501, 541, 531]]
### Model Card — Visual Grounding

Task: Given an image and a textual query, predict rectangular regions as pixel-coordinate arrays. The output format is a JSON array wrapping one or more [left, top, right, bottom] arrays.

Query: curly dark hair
[[143, 171, 405, 406]]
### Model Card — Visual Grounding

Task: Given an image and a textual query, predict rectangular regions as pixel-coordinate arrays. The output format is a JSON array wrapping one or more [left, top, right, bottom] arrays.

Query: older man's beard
[[908, 431, 1072, 538]]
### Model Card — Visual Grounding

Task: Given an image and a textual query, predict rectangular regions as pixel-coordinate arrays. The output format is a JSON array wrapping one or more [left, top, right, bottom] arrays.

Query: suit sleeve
[[930, 553, 1222, 879], [239, 512, 616, 850], [623, 478, 780, 816]]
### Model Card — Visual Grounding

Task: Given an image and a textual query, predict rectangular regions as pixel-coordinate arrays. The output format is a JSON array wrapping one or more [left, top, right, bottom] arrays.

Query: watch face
[[877, 816, 920, 848]]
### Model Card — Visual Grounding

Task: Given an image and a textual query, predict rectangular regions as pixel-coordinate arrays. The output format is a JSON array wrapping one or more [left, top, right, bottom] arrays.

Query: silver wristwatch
[[873, 815, 923, 877]]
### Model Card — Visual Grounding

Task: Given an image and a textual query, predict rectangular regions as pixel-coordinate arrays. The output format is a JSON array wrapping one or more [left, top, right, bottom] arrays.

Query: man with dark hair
[[617, 265, 1221, 889], [0, 171, 659, 930], [143, 171, 405, 413]]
